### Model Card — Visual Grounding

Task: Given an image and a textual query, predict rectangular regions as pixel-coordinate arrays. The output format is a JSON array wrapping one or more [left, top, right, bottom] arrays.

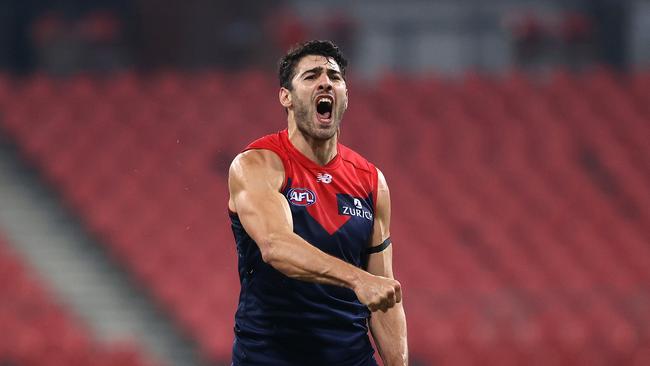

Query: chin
[[315, 121, 339, 139], [309, 128, 337, 141], [299, 123, 337, 141]]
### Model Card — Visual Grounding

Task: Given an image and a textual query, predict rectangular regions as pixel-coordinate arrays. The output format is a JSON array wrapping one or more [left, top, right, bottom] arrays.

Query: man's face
[[284, 55, 348, 141]]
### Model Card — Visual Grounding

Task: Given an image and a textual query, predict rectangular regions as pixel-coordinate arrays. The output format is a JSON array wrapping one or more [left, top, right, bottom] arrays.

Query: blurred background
[[0, 0, 649, 365]]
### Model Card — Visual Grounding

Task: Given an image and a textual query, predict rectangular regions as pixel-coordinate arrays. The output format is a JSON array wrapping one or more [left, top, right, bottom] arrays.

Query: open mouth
[[315, 95, 333, 122]]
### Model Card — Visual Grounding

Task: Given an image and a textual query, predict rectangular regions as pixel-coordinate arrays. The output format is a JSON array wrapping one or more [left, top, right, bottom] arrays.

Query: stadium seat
[[1, 70, 648, 364], [0, 234, 154, 366]]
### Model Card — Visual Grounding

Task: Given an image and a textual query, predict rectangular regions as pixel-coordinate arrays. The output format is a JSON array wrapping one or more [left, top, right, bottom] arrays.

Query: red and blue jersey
[[229, 129, 379, 365]]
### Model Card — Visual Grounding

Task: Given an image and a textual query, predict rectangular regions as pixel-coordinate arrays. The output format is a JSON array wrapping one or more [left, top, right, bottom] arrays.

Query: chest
[[282, 164, 375, 243]]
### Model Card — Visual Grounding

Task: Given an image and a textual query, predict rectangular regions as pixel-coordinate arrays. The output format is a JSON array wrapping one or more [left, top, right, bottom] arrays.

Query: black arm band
[[366, 237, 391, 254]]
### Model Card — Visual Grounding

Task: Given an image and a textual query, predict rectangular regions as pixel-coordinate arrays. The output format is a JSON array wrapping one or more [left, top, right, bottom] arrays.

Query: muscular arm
[[228, 150, 400, 308], [368, 169, 409, 366]]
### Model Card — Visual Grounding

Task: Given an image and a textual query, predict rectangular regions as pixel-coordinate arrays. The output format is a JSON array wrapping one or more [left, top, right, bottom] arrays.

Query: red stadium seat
[[1, 71, 649, 364], [0, 235, 154, 365]]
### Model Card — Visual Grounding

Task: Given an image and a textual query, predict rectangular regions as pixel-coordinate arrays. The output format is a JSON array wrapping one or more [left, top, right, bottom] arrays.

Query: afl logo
[[287, 188, 317, 206]]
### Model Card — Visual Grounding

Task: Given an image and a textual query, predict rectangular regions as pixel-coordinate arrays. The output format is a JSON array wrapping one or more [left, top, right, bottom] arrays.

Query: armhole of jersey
[[370, 164, 379, 211], [242, 147, 290, 193], [279, 158, 290, 192]]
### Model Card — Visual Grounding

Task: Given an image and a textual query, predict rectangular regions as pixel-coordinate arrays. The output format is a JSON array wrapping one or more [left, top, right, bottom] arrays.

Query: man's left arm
[[367, 169, 408, 366]]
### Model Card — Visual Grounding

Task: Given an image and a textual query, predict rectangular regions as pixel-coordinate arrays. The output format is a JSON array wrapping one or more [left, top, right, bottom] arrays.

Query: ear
[[279, 87, 292, 108]]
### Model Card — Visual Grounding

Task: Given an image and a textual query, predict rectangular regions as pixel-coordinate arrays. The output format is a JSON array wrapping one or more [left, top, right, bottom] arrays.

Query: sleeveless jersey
[[229, 129, 379, 365]]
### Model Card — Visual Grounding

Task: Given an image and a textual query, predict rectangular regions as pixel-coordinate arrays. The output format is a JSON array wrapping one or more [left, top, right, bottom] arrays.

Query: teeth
[[317, 97, 333, 104]]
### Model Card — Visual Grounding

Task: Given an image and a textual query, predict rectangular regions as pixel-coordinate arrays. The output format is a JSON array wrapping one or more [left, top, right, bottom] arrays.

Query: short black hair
[[278, 40, 348, 90]]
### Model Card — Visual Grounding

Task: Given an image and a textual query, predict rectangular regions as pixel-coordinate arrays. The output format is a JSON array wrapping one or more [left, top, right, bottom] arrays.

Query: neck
[[287, 120, 338, 166]]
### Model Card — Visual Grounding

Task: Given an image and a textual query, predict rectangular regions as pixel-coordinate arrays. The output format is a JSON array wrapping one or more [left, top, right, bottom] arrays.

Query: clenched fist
[[354, 272, 402, 312]]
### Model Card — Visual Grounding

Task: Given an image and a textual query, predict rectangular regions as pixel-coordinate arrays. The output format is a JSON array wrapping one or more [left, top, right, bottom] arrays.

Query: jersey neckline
[[279, 129, 342, 170]]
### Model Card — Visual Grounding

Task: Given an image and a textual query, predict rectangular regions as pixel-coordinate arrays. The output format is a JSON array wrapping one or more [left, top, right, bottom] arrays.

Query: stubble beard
[[293, 96, 346, 142]]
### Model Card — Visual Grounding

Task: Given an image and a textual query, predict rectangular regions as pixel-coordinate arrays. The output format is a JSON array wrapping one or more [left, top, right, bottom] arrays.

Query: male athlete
[[228, 40, 408, 365]]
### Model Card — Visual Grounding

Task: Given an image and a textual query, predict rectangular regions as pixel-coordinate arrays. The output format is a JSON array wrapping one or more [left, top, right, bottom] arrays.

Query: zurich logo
[[337, 194, 373, 221], [287, 188, 317, 206]]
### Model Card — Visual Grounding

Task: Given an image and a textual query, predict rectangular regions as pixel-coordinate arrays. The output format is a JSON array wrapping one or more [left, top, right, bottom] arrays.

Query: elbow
[[259, 232, 283, 264]]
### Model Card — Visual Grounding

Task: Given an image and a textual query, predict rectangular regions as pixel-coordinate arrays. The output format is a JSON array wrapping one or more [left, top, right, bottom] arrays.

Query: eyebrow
[[299, 66, 342, 78]]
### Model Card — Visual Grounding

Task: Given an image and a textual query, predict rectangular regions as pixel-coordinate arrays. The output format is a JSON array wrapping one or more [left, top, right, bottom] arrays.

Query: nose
[[317, 74, 333, 91]]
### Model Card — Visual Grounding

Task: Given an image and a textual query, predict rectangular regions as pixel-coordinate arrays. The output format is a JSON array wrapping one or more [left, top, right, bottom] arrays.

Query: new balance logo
[[316, 173, 332, 184]]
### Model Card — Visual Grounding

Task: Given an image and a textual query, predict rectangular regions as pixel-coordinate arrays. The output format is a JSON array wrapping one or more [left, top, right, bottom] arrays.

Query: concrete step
[[0, 136, 207, 366]]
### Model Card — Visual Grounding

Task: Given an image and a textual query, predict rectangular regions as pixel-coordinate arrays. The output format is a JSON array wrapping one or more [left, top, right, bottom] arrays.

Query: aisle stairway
[[0, 134, 205, 366]]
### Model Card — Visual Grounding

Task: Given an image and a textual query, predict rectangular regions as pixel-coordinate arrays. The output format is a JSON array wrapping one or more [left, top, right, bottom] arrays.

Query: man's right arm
[[228, 150, 401, 311]]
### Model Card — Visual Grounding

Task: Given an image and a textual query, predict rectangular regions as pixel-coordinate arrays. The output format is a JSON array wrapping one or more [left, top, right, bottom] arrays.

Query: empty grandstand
[[0, 67, 648, 364]]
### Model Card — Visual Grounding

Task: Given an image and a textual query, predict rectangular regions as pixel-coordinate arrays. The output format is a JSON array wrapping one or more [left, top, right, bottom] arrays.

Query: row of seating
[[1, 69, 648, 364], [0, 234, 154, 366]]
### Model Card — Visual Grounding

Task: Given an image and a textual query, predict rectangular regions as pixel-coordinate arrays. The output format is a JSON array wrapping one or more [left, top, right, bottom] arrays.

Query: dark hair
[[278, 40, 348, 90]]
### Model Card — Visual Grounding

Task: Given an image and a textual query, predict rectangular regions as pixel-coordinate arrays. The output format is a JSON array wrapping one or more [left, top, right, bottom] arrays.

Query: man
[[228, 40, 408, 366]]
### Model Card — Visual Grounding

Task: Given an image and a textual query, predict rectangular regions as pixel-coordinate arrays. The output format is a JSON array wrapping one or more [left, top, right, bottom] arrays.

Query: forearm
[[261, 231, 365, 289], [370, 303, 408, 366]]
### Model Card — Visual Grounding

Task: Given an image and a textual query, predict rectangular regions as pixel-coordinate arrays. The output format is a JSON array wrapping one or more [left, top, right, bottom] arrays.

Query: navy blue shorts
[[231, 338, 379, 366]]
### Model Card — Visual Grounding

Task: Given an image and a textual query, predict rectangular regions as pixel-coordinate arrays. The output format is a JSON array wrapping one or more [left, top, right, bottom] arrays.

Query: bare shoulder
[[229, 149, 285, 195], [370, 167, 392, 247], [374, 167, 391, 220], [230, 149, 283, 175], [376, 168, 390, 195]]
